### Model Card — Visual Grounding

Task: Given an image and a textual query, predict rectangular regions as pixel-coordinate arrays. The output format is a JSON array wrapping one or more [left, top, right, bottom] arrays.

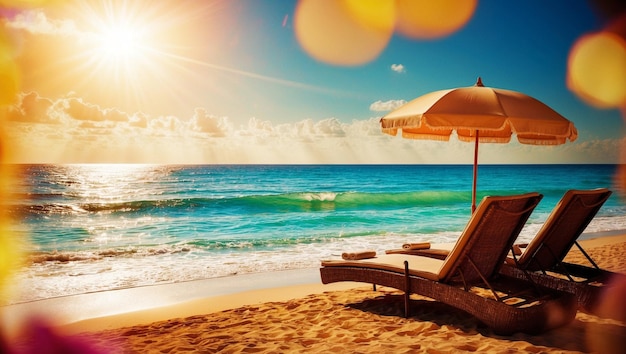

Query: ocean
[[6, 164, 626, 304]]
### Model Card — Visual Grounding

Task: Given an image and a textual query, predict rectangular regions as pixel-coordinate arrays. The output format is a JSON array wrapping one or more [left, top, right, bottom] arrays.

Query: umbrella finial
[[475, 77, 484, 87]]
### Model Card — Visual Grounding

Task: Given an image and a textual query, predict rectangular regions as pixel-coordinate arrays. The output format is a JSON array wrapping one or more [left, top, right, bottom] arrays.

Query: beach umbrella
[[380, 77, 578, 213]]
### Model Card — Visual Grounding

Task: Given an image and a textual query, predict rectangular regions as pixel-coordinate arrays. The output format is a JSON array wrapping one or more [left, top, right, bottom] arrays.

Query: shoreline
[[578, 228, 626, 240], [9, 228, 626, 306], [2, 232, 626, 352], [1, 267, 353, 336]]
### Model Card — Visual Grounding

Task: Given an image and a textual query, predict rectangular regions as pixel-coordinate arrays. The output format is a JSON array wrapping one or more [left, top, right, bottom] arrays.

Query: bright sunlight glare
[[75, 0, 164, 84], [93, 21, 146, 66], [71, 1, 174, 107], [99, 25, 140, 59]]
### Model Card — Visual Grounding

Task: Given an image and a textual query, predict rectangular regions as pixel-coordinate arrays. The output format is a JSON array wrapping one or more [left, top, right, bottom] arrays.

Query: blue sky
[[1, 0, 624, 164]]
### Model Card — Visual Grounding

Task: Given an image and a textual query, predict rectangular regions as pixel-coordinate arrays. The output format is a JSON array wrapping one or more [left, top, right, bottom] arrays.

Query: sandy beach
[[3, 234, 626, 353]]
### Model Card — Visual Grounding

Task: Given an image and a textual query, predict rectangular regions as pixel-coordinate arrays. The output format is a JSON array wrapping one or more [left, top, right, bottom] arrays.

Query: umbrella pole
[[472, 131, 479, 213]]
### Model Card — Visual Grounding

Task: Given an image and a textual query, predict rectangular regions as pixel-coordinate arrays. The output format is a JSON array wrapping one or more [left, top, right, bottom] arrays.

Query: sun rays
[[71, 1, 171, 107], [21, 0, 349, 119], [92, 21, 146, 69]]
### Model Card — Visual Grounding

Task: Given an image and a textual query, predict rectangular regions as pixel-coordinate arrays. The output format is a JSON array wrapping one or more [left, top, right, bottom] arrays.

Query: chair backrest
[[439, 192, 543, 283], [516, 188, 612, 271]]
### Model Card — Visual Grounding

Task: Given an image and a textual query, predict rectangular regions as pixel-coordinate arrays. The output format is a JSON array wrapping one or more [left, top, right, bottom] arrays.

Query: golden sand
[[10, 235, 626, 353]]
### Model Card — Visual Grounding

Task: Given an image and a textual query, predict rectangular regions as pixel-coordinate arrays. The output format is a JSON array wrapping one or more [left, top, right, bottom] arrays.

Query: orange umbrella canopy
[[380, 78, 578, 211], [381, 77, 578, 144]]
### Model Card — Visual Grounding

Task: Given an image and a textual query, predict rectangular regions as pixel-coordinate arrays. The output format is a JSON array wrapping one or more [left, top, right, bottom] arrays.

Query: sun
[[89, 17, 150, 75], [56, 0, 231, 115], [73, 0, 164, 84], [95, 22, 144, 63], [54, 0, 187, 115]]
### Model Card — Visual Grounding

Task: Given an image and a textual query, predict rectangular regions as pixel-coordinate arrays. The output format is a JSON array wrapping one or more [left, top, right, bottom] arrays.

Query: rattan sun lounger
[[389, 188, 621, 316], [321, 193, 577, 335], [498, 188, 626, 314]]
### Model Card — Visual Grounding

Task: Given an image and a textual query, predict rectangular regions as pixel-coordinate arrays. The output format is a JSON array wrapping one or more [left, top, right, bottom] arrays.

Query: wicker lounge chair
[[498, 188, 625, 314], [321, 193, 577, 335], [391, 188, 620, 314]]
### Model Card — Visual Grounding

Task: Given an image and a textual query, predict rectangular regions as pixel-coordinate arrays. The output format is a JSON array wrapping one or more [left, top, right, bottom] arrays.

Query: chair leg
[[404, 261, 410, 318], [574, 241, 601, 270]]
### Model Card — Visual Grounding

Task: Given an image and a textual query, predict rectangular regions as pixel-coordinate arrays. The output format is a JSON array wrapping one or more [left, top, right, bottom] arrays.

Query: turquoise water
[[8, 164, 626, 303]]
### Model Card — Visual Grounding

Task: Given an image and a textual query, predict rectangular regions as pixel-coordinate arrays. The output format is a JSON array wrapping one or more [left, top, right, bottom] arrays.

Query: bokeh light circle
[[567, 31, 626, 108], [0, 32, 20, 106], [586, 276, 626, 353], [395, 0, 477, 39], [294, 0, 395, 66], [0, 0, 65, 7], [0, 29, 21, 304]]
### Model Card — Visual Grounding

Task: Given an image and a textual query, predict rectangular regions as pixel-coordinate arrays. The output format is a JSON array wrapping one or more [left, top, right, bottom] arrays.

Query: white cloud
[[64, 98, 119, 122], [247, 117, 273, 132], [128, 113, 148, 128], [5, 92, 56, 123], [147, 115, 184, 136], [5, 9, 78, 36], [369, 100, 407, 112], [2, 92, 621, 165], [315, 118, 346, 137], [189, 108, 231, 137], [391, 64, 405, 73]]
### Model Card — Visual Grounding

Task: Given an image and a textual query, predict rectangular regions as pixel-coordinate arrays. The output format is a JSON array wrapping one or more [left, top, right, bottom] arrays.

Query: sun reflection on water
[[34, 164, 179, 248], [57, 164, 170, 202]]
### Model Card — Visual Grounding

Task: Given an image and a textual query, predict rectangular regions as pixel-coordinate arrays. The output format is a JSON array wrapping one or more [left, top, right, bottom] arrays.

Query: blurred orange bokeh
[[0, 131, 20, 304], [567, 31, 626, 109], [566, 12, 626, 194], [395, 0, 477, 39], [294, 0, 477, 66], [0, 17, 22, 305], [586, 275, 626, 353], [0, 0, 64, 7], [0, 31, 20, 107], [294, 0, 396, 66]]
